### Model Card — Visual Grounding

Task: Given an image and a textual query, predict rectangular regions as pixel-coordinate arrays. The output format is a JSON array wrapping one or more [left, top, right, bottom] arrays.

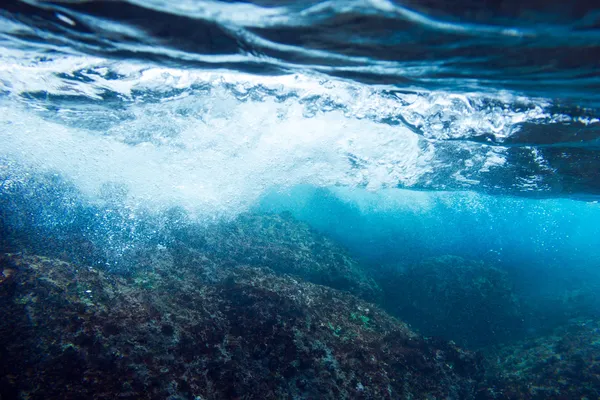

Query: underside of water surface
[[1, 1, 600, 399]]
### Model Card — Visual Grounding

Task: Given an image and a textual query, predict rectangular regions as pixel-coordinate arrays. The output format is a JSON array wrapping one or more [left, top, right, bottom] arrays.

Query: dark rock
[[170, 212, 382, 302], [0, 253, 484, 399], [376, 255, 523, 348], [482, 318, 600, 399], [0, 172, 379, 303]]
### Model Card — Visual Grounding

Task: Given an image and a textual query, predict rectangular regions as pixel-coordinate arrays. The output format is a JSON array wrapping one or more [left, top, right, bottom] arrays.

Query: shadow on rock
[[375, 255, 524, 348]]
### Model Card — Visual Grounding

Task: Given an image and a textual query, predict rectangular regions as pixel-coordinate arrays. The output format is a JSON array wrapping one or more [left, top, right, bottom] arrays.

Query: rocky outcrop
[[483, 318, 600, 399], [169, 212, 382, 302], [376, 255, 523, 348], [0, 254, 484, 400]]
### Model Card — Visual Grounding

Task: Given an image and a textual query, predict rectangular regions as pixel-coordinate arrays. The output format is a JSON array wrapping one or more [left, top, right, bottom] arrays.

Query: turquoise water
[[258, 186, 600, 270], [259, 186, 600, 340]]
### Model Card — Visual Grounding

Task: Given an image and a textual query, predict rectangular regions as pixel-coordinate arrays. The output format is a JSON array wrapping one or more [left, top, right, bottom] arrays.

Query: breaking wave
[[1, 0, 600, 218]]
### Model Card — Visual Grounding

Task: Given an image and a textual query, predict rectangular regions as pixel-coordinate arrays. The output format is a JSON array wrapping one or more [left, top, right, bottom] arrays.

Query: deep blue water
[[1, 0, 600, 351]]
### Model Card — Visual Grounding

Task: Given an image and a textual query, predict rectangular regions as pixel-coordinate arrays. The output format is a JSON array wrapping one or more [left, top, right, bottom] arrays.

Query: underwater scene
[[1, 1, 600, 399]]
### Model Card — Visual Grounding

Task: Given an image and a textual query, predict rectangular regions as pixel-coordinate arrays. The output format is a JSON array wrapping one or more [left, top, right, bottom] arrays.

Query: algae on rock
[[0, 253, 485, 400]]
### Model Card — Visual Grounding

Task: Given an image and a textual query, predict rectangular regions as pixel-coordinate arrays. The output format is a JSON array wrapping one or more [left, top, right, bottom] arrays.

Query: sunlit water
[[1, 0, 600, 351]]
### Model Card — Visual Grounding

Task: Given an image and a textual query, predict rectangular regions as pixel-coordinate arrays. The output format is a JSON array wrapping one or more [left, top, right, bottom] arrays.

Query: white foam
[[0, 52, 583, 218], [0, 95, 424, 219]]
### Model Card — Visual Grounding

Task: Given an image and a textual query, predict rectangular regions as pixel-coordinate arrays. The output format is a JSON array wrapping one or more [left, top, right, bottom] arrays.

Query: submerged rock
[[376, 255, 523, 348], [0, 253, 484, 400], [483, 318, 600, 399], [170, 212, 382, 302], [0, 175, 380, 303]]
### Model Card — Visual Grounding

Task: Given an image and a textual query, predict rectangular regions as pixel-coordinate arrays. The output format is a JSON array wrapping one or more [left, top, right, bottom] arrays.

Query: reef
[[0, 253, 485, 400], [376, 255, 523, 348], [483, 318, 600, 399], [166, 212, 382, 302], [2, 201, 598, 399], [0, 175, 381, 303]]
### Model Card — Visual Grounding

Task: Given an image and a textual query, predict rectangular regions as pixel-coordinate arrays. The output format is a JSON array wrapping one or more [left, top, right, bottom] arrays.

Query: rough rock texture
[[169, 212, 382, 302], [376, 255, 523, 348], [0, 253, 485, 400], [483, 318, 600, 399], [1, 175, 380, 304]]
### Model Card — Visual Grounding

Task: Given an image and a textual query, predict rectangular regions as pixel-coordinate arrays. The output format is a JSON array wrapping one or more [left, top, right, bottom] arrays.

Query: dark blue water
[[1, 0, 600, 356]]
